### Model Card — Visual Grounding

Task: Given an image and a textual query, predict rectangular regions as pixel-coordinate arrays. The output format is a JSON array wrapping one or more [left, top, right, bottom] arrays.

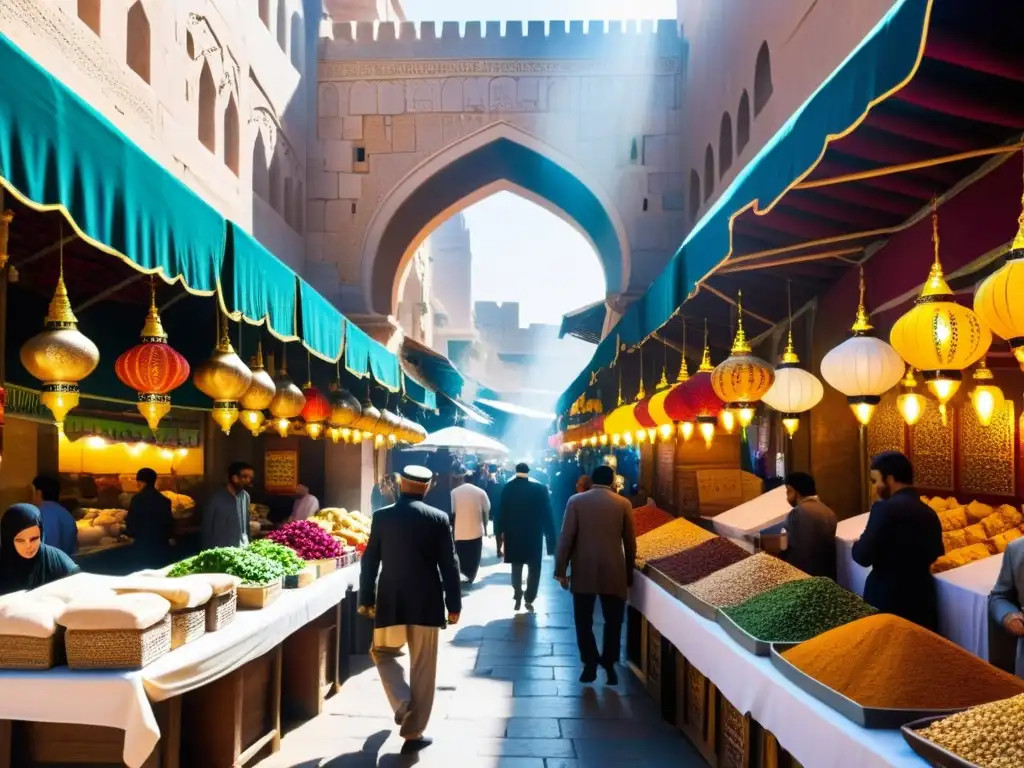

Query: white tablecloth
[[0, 565, 360, 768], [709, 486, 790, 552], [834, 513, 1002, 660], [630, 573, 924, 767]]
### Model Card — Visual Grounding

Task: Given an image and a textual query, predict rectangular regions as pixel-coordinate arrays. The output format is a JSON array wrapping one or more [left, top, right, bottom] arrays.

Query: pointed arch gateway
[[361, 122, 630, 317]]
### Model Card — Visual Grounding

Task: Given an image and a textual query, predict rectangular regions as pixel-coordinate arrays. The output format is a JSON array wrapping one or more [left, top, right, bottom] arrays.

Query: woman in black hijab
[[0, 503, 79, 595]]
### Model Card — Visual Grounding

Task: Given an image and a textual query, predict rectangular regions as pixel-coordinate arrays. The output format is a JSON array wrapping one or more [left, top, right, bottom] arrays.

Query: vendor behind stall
[[0, 504, 79, 595], [201, 462, 254, 549], [290, 483, 320, 522], [32, 475, 76, 556], [125, 468, 175, 570], [780, 472, 837, 579]]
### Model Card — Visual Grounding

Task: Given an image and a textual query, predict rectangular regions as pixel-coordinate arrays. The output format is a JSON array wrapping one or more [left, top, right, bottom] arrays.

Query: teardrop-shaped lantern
[[711, 292, 775, 430], [239, 342, 276, 436], [328, 380, 361, 432], [269, 350, 305, 437], [20, 265, 100, 431], [969, 359, 1004, 427], [300, 383, 330, 440], [975, 173, 1024, 370], [354, 399, 383, 435], [193, 315, 252, 435], [890, 202, 991, 424], [761, 332, 823, 438], [115, 282, 190, 430], [897, 367, 926, 427]]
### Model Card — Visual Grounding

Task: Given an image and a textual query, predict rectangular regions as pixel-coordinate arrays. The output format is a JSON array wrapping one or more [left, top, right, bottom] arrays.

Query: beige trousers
[[370, 625, 440, 740]]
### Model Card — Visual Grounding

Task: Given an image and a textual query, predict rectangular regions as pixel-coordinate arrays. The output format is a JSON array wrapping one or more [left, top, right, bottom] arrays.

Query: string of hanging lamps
[[711, 290, 775, 437], [889, 198, 991, 425], [667, 319, 722, 449], [647, 333, 676, 441], [761, 281, 823, 438], [662, 319, 696, 442], [820, 265, 904, 427]]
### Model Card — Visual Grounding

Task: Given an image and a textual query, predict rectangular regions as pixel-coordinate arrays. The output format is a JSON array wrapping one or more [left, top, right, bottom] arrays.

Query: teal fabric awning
[[555, 0, 932, 414], [299, 278, 343, 362], [228, 224, 298, 340], [401, 367, 438, 411], [0, 32, 225, 294], [344, 320, 401, 392]]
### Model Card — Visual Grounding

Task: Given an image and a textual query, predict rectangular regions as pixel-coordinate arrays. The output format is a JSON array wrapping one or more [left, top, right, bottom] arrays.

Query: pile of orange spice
[[782, 614, 1024, 710]]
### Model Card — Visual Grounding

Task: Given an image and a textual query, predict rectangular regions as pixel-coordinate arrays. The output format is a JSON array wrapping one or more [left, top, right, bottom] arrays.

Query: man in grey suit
[[989, 535, 1024, 677], [555, 465, 637, 685]]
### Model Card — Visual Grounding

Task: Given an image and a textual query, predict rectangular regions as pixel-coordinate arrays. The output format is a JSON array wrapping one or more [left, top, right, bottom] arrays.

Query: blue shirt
[[40, 500, 78, 556]]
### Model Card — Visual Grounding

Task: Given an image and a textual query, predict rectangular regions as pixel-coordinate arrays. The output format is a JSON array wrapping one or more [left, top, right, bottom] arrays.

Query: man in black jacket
[[125, 468, 175, 570], [853, 451, 943, 631], [359, 465, 462, 752], [494, 462, 556, 612]]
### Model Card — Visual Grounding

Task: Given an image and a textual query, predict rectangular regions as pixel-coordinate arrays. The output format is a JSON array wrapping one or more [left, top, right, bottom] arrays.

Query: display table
[[0, 564, 361, 768], [630, 573, 925, 767], [835, 512, 870, 596], [708, 486, 790, 551]]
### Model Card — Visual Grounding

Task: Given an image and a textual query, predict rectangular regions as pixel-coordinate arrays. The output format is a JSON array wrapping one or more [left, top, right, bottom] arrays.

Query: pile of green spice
[[648, 537, 750, 586], [721, 577, 876, 643], [683, 552, 808, 608], [918, 694, 1024, 767]]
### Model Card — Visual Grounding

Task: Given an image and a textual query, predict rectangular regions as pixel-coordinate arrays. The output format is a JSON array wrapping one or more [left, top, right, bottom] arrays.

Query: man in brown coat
[[555, 465, 637, 685]]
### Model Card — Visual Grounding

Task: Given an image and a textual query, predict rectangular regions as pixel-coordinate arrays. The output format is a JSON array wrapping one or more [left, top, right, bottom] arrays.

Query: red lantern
[[115, 292, 190, 430], [633, 397, 657, 428], [677, 370, 722, 448], [662, 385, 695, 423], [300, 384, 330, 439]]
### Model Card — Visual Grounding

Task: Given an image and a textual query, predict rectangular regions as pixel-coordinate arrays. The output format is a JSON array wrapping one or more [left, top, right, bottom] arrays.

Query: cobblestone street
[[255, 542, 704, 767]]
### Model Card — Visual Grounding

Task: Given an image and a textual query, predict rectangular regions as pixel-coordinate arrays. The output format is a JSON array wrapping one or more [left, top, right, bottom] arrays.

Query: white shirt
[[290, 494, 319, 522], [451, 483, 490, 541]]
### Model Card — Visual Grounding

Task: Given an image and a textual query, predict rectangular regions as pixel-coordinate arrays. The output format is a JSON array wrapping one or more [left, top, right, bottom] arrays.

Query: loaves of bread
[[59, 593, 170, 631], [112, 577, 212, 610]]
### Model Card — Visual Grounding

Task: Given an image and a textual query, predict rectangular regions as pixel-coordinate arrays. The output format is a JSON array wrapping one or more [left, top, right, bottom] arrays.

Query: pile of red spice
[[633, 505, 675, 537]]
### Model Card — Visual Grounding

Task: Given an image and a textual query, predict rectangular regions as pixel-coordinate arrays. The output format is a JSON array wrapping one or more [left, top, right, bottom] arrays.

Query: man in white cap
[[359, 464, 462, 753]]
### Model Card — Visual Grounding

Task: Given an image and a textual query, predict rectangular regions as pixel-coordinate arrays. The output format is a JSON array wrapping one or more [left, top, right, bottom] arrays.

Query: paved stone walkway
[[256, 542, 705, 767]]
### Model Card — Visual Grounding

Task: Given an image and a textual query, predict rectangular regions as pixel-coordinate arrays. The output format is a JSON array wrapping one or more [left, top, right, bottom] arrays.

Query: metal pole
[[858, 425, 868, 514]]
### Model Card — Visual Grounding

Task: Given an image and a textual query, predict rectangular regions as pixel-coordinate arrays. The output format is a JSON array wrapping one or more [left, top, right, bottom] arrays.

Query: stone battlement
[[324, 19, 683, 60]]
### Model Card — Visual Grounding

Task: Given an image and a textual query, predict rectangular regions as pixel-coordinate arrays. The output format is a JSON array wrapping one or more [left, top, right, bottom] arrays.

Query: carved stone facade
[[309, 21, 688, 324]]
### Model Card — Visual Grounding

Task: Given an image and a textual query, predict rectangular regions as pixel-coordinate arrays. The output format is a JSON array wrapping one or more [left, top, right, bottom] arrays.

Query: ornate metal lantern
[[711, 293, 775, 431], [268, 350, 305, 438], [193, 315, 252, 435], [761, 332, 823, 438], [300, 384, 330, 440], [969, 359, 1004, 427], [238, 342, 276, 436]]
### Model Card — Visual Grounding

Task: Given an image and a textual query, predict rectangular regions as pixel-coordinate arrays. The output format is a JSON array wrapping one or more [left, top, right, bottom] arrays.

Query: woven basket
[[65, 615, 171, 670], [170, 605, 207, 649], [0, 628, 64, 670], [237, 578, 282, 610], [206, 589, 237, 631]]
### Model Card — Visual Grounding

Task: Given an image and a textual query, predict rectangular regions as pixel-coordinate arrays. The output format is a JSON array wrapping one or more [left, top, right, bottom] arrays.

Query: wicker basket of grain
[[170, 606, 206, 649], [60, 592, 172, 670], [237, 578, 282, 610], [206, 589, 237, 631], [0, 630, 65, 670], [0, 593, 69, 670], [112, 577, 213, 650]]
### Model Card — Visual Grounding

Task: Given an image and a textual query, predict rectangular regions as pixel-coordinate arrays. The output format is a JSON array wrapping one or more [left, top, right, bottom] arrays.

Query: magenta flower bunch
[[266, 519, 342, 561]]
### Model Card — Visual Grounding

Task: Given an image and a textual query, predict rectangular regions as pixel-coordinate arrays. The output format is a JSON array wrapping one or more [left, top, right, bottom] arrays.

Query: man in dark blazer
[[494, 462, 556, 612], [359, 465, 462, 752], [852, 451, 943, 631], [780, 472, 837, 579]]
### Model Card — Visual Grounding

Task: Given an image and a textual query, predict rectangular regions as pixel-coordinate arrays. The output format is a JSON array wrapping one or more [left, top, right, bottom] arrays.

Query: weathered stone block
[[363, 115, 391, 153], [337, 173, 363, 200], [378, 82, 405, 114], [516, 78, 544, 111], [305, 232, 325, 262], [308, 170, 339, 200], [392, 115, 416, 152], [642, 135, 671, 168], [463, 78, 489, 112], [318, 118, 345, 140], [324, 199, 350, 227], [407, 80, 441, 112], [324, 140, 354, 173], [441, 79, 463, 112], [318, 84, 340, 117], [306, 200, 326, 232], [350, 81, 377, 115], [489, 77, 516, 111], [343, 116, 363, 140], [415, 114, 443, 153]]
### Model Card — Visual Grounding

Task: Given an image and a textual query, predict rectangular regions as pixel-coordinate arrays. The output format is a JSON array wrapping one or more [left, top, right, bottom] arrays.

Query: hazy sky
[[401, 0, 676, 328]]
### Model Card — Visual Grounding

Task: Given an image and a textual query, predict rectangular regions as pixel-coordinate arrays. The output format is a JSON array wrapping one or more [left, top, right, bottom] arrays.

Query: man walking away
[[780, 472, 837, 579], [125, 468, 175, 570], [451, 466, 490, 584], [359, 465, 461, 753], [853, 451, 943, 631], [201, 462, 254, 550], [495, 462, 556, 612], [555, 465, 636, 684]]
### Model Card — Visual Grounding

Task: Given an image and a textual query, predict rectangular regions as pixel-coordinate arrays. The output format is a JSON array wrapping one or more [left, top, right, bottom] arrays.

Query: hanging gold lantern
[[761, 330, 824, 439], [20, 265, 100, 431], [711, 292, 775, 433], [975, 166, 1024, 370], [719, 410, 736, 434], [239, 342, 276, 436], [969, 359, 1004, 427], [678, 421, 694, 442], [890, 201, 991, 425], [896, 367, 926, 427], [820, 267, 905, 427], [268, 348, 305, 438], [193, 315, 252, 435], [354, 399, 382, 435]]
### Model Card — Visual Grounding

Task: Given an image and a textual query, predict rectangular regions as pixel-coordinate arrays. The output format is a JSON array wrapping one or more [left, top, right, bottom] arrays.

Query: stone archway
[[360, 121, 632, 317]]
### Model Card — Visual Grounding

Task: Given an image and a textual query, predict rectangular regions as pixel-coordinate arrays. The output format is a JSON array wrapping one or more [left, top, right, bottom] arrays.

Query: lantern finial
[[782, 280, 798, 364], [699, 319, 714, 372], [730, 291, 751, 354], [921, 198, 953, 299], [1014, 183, 1024, 252], [141, 278, 167, 340], [851, 266, 872, 334], [636, 344, 646, 400], [677, 319, 690, 382], [47, 267, 77, 326]]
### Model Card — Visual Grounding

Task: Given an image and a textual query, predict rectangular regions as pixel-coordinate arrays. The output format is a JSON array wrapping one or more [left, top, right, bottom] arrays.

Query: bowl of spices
[[633, 505, 675, 537], [772, 614, 1024, 729], [634, 518, 716, 569], [682, 552, 808, 613], [718, 577, 876, 656], [647, 538, 750, 617], [902, 694, 1024, 768]]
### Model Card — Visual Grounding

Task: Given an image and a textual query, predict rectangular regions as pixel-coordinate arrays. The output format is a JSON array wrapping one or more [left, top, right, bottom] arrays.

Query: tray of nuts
[[901, 716, 977, 768]]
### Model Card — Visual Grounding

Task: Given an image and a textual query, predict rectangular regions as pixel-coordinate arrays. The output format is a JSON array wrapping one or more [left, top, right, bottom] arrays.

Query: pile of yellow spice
[[634, 518, 715, 568], [918, 694, 1024, 767]]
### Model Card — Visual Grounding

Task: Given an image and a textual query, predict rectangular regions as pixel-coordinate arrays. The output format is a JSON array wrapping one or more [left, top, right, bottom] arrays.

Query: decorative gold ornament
[[890, 201, 991, 425], [20, 261, 99, 430], [897, 367, 926, 427], [820, 267, 904, 427], [239, 342, 275, 436], [194, 316, 252, 434], [969, 359, 1004, 427], [240, 408, 266, 436], [711, 292, 775, 430], [354, 399, 382, 434], [212, 402, 240, 434], [268, 349, 305, 435]]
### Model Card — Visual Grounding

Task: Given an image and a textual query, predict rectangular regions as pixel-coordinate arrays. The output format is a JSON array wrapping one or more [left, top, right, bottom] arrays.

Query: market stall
[[709, 485, 790, 551]]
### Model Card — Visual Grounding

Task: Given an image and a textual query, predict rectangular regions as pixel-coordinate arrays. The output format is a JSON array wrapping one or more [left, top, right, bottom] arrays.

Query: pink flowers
[[267, 520, 342, 561]]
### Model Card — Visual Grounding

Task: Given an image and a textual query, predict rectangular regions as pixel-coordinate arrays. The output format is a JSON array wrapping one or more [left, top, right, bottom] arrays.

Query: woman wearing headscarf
[[0, 504, 80, 595]]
